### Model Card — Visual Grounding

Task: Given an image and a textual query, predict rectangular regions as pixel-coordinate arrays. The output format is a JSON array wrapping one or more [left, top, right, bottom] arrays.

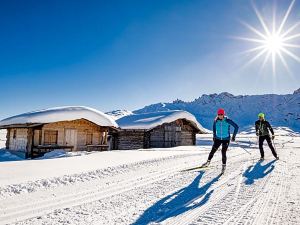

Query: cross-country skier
[[202, 108, 239, 174], [255, 113, 279, 161]]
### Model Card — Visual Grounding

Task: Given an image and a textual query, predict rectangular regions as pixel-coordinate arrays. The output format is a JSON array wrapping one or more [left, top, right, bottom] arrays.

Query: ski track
[[185, 136, 293, 225], [14, 150, 249, 225], [1, 134, 299, 225], [1, 155, 206, 225], [162, 164, 246, 225], [7, 150, 248, 225], [0, 152, 208, 199]]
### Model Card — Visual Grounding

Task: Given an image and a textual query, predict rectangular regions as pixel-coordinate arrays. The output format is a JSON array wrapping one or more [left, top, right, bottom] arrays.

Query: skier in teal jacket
[[202, 108, 239, 173]]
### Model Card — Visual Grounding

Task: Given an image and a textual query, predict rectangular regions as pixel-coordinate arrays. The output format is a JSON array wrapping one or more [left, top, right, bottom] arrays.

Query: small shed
[[0, 106, 118, 158], [116, 110, 206, 150]]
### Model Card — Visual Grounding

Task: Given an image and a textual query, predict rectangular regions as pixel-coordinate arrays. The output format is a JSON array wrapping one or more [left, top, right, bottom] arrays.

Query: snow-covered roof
[[0, 106, 118, 128], [116, 110, 206, 132]]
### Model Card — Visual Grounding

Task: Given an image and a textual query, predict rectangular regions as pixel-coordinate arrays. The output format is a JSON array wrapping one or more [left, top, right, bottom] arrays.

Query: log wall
[[117, 130, 146, 150]]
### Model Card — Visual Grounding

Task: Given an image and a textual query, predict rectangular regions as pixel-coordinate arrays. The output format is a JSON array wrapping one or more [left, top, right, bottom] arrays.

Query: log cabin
[[116, 110, 206, 150], [0, 106, 118, 158]]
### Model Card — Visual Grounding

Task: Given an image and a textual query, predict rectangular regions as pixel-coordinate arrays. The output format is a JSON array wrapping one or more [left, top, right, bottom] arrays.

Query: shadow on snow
[[132, 171, 221, 225], [243, 160, 276, 185]]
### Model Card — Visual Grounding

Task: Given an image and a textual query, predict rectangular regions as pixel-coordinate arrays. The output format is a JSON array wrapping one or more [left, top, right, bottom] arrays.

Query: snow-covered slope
[[0, 106, 118, 128], [116, 110, 206, 132], [133, 89, 300, 131], [0, 128, 299, 224], [105, 109, 133, 120]]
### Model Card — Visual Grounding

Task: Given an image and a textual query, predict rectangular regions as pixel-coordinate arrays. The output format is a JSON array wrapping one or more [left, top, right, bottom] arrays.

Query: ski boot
[[275, 156, 279, 160], [259, 157, 264, 162], [220, 164, 226, 175], [201, 160, 210, 168]]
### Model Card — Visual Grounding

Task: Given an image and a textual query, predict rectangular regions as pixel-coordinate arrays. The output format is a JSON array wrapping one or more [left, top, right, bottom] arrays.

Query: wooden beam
[[26, 128, 34, 158], [5, 128, 10, 149]]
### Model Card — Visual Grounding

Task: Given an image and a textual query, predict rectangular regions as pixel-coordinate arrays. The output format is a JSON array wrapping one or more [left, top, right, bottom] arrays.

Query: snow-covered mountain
[[131, 88, 300, 131], [105, 109, 133, 120]]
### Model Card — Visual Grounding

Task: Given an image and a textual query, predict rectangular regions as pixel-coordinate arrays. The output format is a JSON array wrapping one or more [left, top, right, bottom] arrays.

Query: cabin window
[[13, 129, 17, 139], [44, 130, 58, 145], [86, 132, 93, 145]]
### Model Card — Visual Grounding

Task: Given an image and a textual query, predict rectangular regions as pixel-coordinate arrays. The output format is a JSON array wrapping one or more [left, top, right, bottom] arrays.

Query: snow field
[[0, 129, 298, 225]]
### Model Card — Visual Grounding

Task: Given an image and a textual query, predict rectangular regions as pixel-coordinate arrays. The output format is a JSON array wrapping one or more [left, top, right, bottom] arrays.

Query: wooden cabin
[[0, 106, 118, 158], [116, 110, 205, 150]]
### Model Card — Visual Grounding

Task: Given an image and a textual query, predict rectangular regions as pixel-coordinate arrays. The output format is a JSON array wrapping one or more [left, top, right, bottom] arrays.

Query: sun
[[264, 33, 283, 53], [235, 0, 300, 74]]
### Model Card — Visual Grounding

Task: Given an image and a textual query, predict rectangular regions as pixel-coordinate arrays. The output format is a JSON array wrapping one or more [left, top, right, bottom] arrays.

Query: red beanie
[[217, 108, 225, 115]]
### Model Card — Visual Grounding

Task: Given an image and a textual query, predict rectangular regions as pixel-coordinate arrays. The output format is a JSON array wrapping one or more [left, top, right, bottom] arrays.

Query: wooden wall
[[179, 119, 197, 146], [6, 128, 31, 158], [8, 128, 28, 152], [40, 119, 108, 151], [181, 131, 195, 146], [149, 119, 196, 148], [117, 130, 146, 150]]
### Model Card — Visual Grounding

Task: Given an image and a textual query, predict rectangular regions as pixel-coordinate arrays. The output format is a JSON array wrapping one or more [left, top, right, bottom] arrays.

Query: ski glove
[[256, 132, 259, 136], [231, 136, 236, 142], [272, 135, 275, 140]]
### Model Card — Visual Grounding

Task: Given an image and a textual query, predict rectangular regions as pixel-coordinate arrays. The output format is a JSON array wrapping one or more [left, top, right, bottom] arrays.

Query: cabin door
[[65, 129, 77, 150], [164, 125, 181, 147]]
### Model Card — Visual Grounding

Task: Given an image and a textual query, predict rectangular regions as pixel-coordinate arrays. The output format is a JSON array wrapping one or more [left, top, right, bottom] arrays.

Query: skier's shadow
[[132, 171, 221, 225], [243, 160, 276, 185]]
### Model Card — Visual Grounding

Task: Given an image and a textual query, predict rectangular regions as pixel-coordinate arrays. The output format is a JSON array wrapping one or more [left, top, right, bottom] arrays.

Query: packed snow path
[[0, 130, 299, 225]]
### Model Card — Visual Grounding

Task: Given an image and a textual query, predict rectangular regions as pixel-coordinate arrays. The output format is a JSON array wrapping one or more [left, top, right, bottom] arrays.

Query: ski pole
[[272, 138, 277, 152], [235, 140, 252, 155]]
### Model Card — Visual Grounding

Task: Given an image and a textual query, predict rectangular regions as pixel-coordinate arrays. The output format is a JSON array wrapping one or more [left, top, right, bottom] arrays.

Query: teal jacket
[[213, 117, 239, 140]]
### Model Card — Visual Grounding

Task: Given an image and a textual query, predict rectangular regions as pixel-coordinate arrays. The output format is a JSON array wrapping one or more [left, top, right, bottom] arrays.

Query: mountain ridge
[[107, 89, 300, 131]]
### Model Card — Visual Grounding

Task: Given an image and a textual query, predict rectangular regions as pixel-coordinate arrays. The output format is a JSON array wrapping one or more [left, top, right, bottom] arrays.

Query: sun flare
[[236, 0, 300, 74]]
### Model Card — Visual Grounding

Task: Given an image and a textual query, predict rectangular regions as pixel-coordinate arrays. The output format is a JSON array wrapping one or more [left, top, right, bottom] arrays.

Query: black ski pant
[[259, 135, 277, 158], [208, 139, 230, 165]]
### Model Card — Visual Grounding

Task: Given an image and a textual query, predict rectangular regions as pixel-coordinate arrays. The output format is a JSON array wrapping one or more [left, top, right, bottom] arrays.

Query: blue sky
[[0, 0, 299, 119]]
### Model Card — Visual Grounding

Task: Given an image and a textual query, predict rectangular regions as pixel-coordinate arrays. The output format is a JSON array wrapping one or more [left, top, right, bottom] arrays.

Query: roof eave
[[0, 123, 45, 129]]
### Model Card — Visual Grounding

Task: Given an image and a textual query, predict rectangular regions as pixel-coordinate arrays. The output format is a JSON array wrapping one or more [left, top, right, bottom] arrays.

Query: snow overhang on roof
[[0, 106, 118, 128], [116, 110, 206, 133]]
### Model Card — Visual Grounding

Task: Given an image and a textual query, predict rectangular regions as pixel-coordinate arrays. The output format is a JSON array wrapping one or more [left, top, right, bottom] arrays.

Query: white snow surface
[[117, 110, 206, 132], [0, 127, 299, 225], [0, 106, 118, 127]]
